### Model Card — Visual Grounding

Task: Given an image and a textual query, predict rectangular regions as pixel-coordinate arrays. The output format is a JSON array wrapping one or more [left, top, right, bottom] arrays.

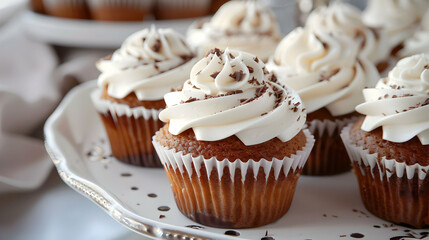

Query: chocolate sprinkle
[[211, 71, 220, 79], [209, 48, 223, 57], [230, 70, 244, 81], [247, 66, 254, 73], [152, 39, 161, 52], [254, 57, 260, 63], [350, 233, 364, 238]]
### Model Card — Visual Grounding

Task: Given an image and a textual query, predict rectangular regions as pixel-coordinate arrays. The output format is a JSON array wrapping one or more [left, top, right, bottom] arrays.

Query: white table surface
[[0, 170, 152, 240]]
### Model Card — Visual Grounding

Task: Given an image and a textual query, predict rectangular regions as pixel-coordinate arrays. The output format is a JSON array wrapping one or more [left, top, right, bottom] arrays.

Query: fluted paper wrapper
[[341, 124, 429, 228], [91, 90, 164, 167], [303, 116, 358, 175], [152, 129, 315, 228]]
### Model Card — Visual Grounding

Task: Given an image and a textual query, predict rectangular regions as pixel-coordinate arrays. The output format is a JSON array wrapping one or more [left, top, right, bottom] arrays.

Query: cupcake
[[154, 0, 210, 20], [363, 0, 429, 56], [187, 1, 282, 62], [91, 27, 198, 167], [341, 54, 429, 228], [31, 0, 45, 14], [399, 9, 429, 58], [43, 0, 90, 19], [305, 2, 391, 74], [267, 27, 379, 175], [209, 0, 229, 14], [153, 48, 314, 228], [87, 0, 154, 21]]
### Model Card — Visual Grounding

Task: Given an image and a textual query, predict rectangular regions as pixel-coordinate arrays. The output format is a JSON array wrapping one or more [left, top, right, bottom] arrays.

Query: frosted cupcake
[[153, 48, 314, 228], [305, 2, 390, 73], [363, 0, 429, 55], [187, 1, 281, 62], [87, 0, 154, 21], [399, 9, 429, 57], [267, 27, 379, 175], [341, 54, 429, 228], [91, 27, 198, 167]]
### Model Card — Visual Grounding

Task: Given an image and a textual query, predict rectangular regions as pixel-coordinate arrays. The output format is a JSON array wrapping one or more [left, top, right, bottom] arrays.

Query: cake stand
[[21, 10, 200, 48], [44, 81, 428, 240]]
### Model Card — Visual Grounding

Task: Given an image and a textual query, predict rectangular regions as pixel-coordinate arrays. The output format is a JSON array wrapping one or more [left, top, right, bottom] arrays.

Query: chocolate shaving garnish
[[424, 64, 429, 69], [247, 66, 254, 73], [225, 90, 243, 96], [254, 57, 259, 63], [196, 70, 202, 76], [210, 71, 220, 79], [152, 39, 161, 52], [315, 35, 329, 50], [239, 98, 248, 103], [255, 85, 268, 97], [319, 69, 340, 82], [192, 85, 200, 90], [422, 98, 429, 106], [269, 74, 278, 83], [154, 64, 159, 71], [291, 106, 299, 112], [384, 94, 389, 98], [297, 116, 301, 121], [261, 112, 268, 116], [294, 102, 301, 106], [142, 37, 146, 42], [229, 53, 235, 59], [392, 95, 397, 98], [209, 48, 223, 57], [262, 67, 269, 75], [230, 70, 244, 81], [248, 77, 259, 85], [268, 92, 273, 96]]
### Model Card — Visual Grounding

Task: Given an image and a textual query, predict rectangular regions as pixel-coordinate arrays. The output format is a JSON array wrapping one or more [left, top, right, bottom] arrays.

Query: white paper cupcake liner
[[302, 115, 359, 175], [91, 89, 160, 120], [91, 89, 164, 167], [152, 129, 315, 183], [308, 116, 359, 138], [340, 124, 429, 181]]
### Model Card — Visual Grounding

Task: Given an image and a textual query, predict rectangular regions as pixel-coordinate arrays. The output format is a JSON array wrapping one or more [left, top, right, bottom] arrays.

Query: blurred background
[[0, 0, 366, 239]]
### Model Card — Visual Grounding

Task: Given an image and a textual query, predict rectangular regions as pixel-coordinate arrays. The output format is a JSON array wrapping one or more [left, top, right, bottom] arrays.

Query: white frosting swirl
[[266, 27, 379, 116], [399, 9, 429, 57], [306, 2, 390, 64], [186, 1, 281, 61], [159, 49, 306, 146], [356, 54, 429, 145], [363, 0, 429, 49], [97, 26, 198, 101]]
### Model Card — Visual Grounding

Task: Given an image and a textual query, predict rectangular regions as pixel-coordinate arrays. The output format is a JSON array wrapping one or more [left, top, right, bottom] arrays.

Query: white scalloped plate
[[44, 81, 428, 240], [21, 10, 200, 48]]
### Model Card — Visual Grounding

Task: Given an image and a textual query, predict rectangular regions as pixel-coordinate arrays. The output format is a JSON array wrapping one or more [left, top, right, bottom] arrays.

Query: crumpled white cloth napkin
[[0, 18, 58, 193]]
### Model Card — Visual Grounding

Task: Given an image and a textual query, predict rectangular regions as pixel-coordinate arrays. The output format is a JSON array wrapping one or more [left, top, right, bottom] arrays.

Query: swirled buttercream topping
[[306, 2, 389, 64], [97, 26, 197, 101], [266, 27, 379, 116], [399, 9, 429, 57], [363, 0, 429, 49], [159, 48, 307, 146], [356, 54, 429, 145], [186, 1, 281, 61]]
